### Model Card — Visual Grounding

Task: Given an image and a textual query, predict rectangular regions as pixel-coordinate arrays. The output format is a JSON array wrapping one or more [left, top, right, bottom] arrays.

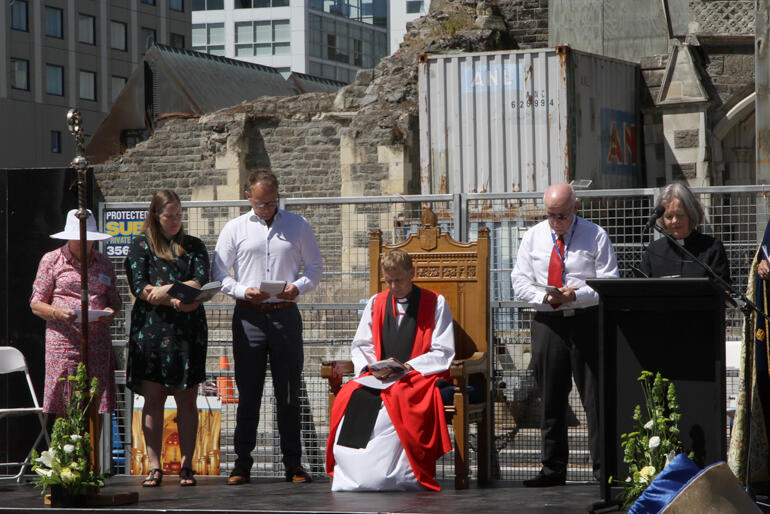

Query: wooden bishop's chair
[[321, 208, 491, 489]]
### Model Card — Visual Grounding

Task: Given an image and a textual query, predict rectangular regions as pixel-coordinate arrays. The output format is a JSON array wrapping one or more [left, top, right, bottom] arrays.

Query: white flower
[[35, 467, 53, 477], [69, 434, 82, 442], [665, 450, 677, 468], [60, 467, 76, 484], [62, 444, 75, 454], [648, 436, 661, 449], [35, 450, 55, 467], [643, 420, 654, 430]]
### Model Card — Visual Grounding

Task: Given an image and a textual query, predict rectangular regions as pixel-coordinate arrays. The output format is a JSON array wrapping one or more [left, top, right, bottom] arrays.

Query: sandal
[[179, 466, 196, 487], [142, 468, 163, 487]]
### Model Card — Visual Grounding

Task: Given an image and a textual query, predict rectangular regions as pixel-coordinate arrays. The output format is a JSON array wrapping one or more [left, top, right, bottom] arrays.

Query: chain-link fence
[[101, 185, 770, 482]]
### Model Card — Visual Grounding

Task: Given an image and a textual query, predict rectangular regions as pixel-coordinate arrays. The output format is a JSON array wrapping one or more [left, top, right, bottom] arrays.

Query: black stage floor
[[0, 476, 608, 513]]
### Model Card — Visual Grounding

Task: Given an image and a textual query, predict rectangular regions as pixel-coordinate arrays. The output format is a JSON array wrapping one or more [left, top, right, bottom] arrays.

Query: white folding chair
[[0, 347, 50, 482]]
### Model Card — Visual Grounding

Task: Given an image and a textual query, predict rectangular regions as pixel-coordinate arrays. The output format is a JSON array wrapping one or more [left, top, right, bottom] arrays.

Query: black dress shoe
[[285, 464, 312, 483], [523, 472, 566, 487], [227, 466, 251, 485]]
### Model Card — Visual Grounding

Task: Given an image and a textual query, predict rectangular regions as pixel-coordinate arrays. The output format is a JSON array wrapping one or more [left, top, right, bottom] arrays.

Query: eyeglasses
[[253, 201, 278, 209], [546, 214, 571, 221]]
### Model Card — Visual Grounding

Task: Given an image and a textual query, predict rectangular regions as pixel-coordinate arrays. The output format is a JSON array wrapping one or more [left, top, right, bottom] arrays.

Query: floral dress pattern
[[30, 244, 121, 415], [125, 234, 209, 395]]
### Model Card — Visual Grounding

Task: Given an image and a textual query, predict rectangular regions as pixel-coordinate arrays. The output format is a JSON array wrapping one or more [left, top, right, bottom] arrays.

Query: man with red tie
[[511, 183, 618, 487]]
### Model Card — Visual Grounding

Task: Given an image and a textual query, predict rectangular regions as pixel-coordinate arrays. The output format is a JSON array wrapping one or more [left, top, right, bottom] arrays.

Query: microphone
[[644, 205, 665, 231]]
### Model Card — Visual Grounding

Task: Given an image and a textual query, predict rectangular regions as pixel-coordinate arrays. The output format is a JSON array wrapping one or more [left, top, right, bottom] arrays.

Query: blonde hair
[[380, 249, 413, 273], [140, 190, 186, 261]]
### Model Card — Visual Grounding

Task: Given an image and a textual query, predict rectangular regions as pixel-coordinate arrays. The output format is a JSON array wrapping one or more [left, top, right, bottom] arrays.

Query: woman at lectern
[[638, 182, 730, 284]]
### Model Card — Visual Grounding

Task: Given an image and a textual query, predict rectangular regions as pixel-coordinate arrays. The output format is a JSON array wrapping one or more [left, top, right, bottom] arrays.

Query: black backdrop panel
[[0, 168, 94, 471]]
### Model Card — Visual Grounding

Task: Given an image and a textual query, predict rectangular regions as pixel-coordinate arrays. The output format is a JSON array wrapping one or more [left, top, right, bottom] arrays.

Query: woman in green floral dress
[[125, 190, 209, 487]]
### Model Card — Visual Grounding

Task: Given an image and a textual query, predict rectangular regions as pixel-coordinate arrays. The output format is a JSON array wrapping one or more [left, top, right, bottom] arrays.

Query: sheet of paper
[[74, 309, 111, 323], [353, 374, 403, 390], [532, 282, 560, 294], [259, 280, 286, 297], [763, 245, 769, 262]]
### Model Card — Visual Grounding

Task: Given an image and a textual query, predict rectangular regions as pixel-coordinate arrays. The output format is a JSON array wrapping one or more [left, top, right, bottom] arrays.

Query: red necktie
[[548, 235, 565, 288]]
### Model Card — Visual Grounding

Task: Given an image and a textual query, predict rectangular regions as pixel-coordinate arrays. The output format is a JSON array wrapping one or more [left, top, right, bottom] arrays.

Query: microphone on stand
[[644, 205, 666, 231]]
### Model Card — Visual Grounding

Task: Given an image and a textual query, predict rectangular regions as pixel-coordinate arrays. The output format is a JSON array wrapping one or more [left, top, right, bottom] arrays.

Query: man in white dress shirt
[[212, 169, 323, 485], [325, 249, 455, 491], [511, 183, 618, 487]]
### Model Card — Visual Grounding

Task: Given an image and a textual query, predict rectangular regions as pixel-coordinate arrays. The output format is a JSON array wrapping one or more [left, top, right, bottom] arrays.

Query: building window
[[192, 0, 223, 10], [46, 64, 64, 96], [111, 76, 127, 102], [11, 0, 28, 31], [79, 70, 96, 101], [51, 131, 61, 154], [111, 21, 127, 50], [141, 0, 156, 5], [192, 23, 225, 55], [170, 0, 184, 11], [141, 27, 157, 52], [10, 58, 29, 90], [236, 0, 288, 7], [170, 33, 185, 49], [405, 0, 423, 13], [79, 14, 95, 44], [234, 20, 290, 57], [45, 7, 63, 38]]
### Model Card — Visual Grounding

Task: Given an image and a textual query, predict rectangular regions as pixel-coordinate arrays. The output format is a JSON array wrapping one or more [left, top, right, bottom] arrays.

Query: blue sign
[[601, 108, 638, 176]]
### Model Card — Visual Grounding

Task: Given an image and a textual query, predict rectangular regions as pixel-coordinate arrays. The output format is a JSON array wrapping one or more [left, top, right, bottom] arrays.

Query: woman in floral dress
[[30, 209, 120, 417], [125, 190, 209, 487]]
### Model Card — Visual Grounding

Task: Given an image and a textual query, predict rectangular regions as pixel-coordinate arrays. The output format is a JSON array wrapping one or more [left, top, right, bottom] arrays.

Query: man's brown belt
[[236, 300, 295, 312]]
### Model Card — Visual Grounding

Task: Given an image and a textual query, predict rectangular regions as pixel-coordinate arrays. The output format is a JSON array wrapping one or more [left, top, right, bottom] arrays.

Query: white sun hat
[[50, 209, 112, 241]]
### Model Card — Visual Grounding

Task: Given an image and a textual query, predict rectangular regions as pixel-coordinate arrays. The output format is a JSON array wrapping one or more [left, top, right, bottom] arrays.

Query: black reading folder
[[167, 281, 222, 304]]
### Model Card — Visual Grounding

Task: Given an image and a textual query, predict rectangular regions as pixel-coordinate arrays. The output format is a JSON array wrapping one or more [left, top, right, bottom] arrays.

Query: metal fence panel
[[101, 186, 769, 482]]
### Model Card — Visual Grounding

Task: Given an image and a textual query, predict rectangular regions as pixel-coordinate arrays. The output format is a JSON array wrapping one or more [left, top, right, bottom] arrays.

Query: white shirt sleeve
[[511, 229, 548, 304], [212, 221, 248, 300], [406, 294, 456, 376], [574, 227, 619, 304], [351, 295, 377, 376], [291, 221, 323, 295]]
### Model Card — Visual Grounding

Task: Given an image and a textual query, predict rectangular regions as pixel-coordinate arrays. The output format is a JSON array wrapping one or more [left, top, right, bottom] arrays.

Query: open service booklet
[[168, 281, 222, 304]]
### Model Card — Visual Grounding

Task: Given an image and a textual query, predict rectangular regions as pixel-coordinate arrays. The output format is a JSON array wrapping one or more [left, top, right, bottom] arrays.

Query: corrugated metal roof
[[148, 44, 291, 113], [287, 71, 347, 94]]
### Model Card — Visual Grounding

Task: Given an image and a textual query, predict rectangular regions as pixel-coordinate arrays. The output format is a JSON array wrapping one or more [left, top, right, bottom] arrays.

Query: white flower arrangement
[[614, 371, 687, 509], [30, 363, 105, 497]]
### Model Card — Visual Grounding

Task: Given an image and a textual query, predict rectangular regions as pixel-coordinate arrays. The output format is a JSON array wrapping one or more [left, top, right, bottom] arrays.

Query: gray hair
[[656, 182, 705, 229]]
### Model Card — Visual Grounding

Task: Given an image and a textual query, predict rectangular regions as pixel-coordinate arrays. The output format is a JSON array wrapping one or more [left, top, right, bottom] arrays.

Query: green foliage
[[30, 363, 105, 496], [614, 371, 686, 509]]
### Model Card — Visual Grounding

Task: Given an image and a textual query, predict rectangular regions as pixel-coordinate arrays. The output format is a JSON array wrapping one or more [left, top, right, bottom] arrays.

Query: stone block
[[672, 163, 696, 179], [674, 129, 699, 149]]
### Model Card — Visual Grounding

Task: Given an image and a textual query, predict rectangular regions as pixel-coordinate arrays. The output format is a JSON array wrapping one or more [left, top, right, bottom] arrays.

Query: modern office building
[[191, 0, 388, 84], [1, 0, 191, 168], [388, 0, 427, 55]]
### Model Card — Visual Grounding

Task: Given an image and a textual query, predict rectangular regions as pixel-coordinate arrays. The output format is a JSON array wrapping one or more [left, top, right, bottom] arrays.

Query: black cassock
[[639, 230, 731, 283]]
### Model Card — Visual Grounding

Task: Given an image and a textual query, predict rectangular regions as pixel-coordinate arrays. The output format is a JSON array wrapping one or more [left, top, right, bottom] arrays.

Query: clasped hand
[[244, 284, 299, 303], [369, 358, 411, 381], [545, 285, 579, 305], [759, 260, 770, 280]]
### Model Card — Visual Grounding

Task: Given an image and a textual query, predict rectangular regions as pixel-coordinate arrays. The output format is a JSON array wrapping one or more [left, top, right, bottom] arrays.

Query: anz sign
[[601, 108, 638, 176]]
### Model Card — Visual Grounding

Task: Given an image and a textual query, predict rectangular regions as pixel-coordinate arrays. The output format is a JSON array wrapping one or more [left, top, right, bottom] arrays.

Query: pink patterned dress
[[30, 244, 121, 415]]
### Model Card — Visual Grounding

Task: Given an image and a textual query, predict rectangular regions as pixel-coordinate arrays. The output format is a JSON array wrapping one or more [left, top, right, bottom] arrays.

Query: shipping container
[[418, 46, 642, 194]]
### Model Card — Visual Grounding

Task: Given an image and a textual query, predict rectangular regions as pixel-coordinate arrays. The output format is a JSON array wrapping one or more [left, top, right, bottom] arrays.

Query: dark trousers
[[232, 303, 304, 470], [531, 307, 600, 477]]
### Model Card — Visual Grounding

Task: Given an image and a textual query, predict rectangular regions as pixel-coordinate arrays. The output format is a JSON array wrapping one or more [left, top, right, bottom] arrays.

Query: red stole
[[325, 288, 452, 491]]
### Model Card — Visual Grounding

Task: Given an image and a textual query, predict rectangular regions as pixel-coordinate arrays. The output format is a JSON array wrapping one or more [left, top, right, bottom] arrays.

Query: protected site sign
[[103, 208, 146, 257]]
